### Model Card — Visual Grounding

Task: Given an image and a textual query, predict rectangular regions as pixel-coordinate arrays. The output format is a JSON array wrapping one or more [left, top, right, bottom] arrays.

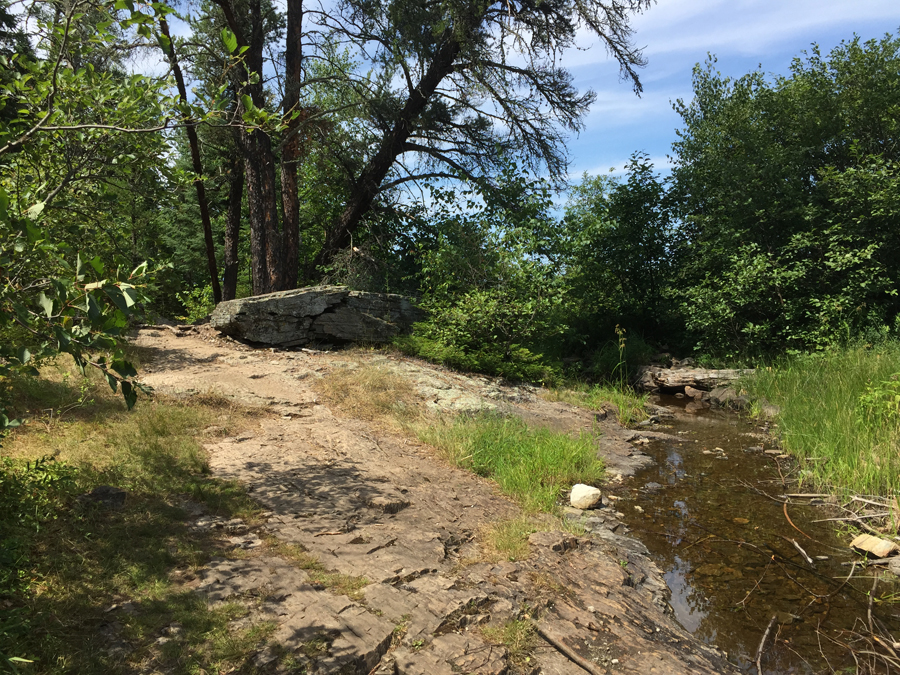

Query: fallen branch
[[784, 493, 830, 498], [756, 615, 777, 675], [812, 513, 891, 523], [784, 502, 812, 540], [841, 557, 895, 568], [853, 496, 891, 508], [536, 624, 604, 675]]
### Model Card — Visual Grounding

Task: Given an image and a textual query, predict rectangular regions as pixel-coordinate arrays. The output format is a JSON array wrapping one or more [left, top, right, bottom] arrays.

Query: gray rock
[[708, 386, 750, 410], [210, 285, 425, 347], [570, 483, 602, 509]]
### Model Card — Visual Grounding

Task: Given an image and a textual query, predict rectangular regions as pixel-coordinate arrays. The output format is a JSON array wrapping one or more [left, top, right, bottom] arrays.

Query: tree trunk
[[216, 0, 285, 295], [159, 18, 222, 303], [280, 0, 303, 289], [311, 30, 462, 274], [222, 156, 243, 300]]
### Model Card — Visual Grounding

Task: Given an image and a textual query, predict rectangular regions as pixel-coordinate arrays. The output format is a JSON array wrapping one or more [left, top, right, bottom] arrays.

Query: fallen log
[[636, 366, 753, 392]]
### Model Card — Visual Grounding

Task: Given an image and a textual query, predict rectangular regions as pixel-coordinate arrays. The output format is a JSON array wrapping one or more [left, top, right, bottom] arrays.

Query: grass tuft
[[481, 618, 537, 670], [313, 363, 421, 427], [480, 517, 539, 562], [743, 342, 900, 496], [417, 414, 604, 513], [263, 538, 369, 601], [542, 383, 648, 426]]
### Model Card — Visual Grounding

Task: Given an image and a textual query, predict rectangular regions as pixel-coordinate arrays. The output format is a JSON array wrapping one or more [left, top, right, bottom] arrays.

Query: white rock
[[570, 484, 602, 510]]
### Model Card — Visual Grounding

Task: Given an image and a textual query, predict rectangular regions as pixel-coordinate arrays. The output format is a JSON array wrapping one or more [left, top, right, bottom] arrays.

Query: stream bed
[[612, 395, 900, 674]]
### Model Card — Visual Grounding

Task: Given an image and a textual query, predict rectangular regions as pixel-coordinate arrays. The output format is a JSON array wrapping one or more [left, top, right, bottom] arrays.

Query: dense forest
[[1, 0, 899, 402]]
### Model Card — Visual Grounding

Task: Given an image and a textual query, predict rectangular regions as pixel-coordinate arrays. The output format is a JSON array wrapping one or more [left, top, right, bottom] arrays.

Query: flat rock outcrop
[[210, 285, 425, 347], [129, 327, 738, 674]]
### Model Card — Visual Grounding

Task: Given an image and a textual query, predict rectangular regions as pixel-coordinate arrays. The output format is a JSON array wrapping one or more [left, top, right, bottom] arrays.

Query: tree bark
[[222, 156, 243, 300], [280, 0, 303, 289], [216, 0, 285, 295], [311, 31, 462, 274], [159, 18, 222, 303]]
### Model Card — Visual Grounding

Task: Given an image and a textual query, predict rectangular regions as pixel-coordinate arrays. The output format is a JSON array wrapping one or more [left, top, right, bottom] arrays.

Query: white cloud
[[563, 0, 900, 177]]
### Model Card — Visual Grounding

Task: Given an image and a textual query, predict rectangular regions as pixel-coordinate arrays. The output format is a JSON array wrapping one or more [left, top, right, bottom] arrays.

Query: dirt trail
[[132, 326, 736, 674]]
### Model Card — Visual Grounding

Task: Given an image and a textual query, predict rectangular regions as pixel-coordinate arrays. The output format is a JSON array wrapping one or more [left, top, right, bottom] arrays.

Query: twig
[[756, 615, 777, 675], [813, 513, 891, 523], [784, 502, 813, 540], [790, 538, 814, 566], [681, 534, 714, 551], [770, 455, 787, 487], [785, 493, 830, 498], [737, 557, 772, 607], [536, 624, 604, 675], [852, 496, 891, 507], [868, 576, 877, 635], [738, 480, 788, 504], [841, 557, 895, 567]]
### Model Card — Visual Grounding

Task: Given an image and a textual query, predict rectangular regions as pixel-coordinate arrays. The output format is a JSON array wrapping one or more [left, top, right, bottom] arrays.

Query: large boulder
[[210, 285, 425, 347]]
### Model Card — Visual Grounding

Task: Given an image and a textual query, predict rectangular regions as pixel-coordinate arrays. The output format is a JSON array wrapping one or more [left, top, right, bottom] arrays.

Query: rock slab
[[210, 285, 425, 347]]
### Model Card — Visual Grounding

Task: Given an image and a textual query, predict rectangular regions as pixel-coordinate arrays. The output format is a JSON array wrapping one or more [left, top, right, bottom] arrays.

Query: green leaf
[[221, 28, 238, 53], [37, 292, 53, 318], [89, 256, 105, 275], [156, 33, 171, 52], [121, 286, 137, 307], [240, 94, 254, 111], [0, 186, 8, 223], [110, 359, 138, 379], [121, 381, 137, 410], [103, 286, 130, 313], [26, 201, 45, 220], [106, 372, 118, 393], [17, 346, 31, 364], [86, 293, 101, 322]]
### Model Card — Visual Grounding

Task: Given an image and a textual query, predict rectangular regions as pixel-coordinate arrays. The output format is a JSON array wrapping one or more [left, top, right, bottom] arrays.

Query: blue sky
[[566, 0, 900, 179]]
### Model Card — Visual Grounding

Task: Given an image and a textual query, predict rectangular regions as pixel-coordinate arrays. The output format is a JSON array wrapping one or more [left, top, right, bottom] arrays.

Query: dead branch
[[756, 615, 777, 675], [536, 624, 604, 675]]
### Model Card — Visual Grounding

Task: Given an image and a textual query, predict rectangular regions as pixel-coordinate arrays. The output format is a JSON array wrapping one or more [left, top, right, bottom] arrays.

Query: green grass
[[481, 618, 537, 670], [542, 383, 648, 426], [263, 539, 369, 601], [0, 366, 275, 674], [417, 414, 604, 512], [743, 342, 900, 496], [480, 517, 540, 562]]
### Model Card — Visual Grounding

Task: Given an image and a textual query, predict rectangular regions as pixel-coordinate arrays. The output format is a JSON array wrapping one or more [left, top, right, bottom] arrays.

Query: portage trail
[[131, 325, 736, 675]]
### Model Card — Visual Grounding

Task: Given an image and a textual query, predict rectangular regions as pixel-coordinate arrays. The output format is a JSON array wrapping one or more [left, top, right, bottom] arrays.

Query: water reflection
[[616, 398, 900, 673], [666, 554, 708, 633]]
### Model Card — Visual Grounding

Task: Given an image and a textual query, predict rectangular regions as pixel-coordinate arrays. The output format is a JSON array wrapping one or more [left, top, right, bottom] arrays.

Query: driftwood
[[636, 366, 752, 392]]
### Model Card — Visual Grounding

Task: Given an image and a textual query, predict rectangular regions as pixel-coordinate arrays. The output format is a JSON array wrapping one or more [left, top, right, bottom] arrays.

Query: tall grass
[[743, 342, 900, 496], [418, 414, 604, 512]]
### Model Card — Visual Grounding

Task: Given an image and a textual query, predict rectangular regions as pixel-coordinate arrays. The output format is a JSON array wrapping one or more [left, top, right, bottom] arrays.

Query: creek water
[[613, 395, 900, 674]]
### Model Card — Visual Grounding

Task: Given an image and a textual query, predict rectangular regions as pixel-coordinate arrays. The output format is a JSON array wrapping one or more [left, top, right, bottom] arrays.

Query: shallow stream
[[613, 396, 900, 674]]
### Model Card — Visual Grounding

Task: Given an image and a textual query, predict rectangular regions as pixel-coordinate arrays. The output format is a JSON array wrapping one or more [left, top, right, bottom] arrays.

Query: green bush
[[1, 456, 78, 669], [175, 284, 215, 324]]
